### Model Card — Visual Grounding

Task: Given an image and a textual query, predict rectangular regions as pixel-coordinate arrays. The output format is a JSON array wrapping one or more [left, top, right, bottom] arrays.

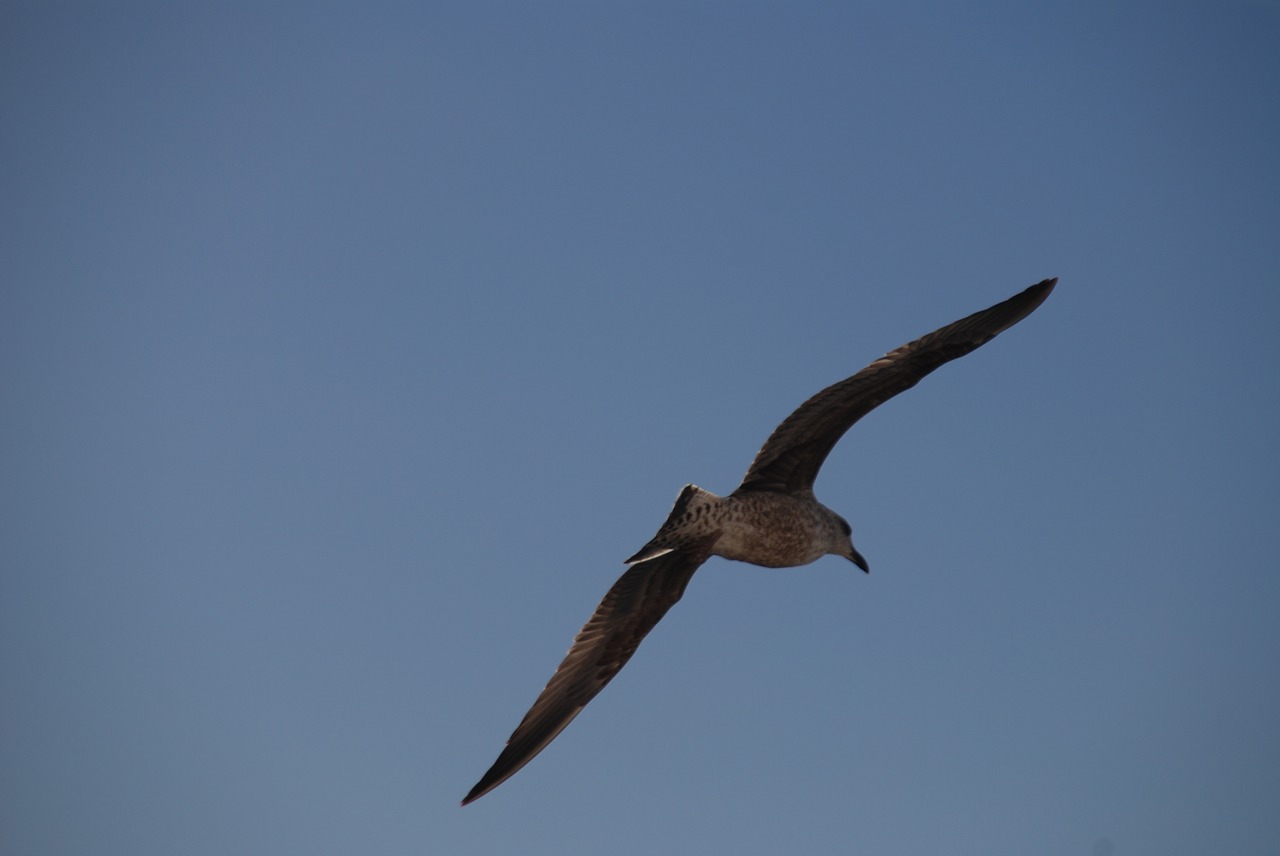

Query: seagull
[[462, 277, 1057, 805]]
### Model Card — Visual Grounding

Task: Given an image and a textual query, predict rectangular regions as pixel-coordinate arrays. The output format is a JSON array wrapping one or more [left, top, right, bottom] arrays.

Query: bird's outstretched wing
[[462, 537, 718, 805], [737, 278, 1057, 494]]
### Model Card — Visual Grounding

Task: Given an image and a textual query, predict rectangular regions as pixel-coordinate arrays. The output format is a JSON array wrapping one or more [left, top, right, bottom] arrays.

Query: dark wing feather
[[737, 278, 1057, 494], [462, 538, 717, 805]]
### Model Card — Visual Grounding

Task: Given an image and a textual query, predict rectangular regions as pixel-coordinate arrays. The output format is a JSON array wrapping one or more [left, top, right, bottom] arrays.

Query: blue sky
[[2, 3, 1277, 854]]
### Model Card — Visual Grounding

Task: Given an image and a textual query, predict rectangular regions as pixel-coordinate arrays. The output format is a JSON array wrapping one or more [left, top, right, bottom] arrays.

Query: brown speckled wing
[[737, 278, 1057, 495], [462, 537, 718, 805]]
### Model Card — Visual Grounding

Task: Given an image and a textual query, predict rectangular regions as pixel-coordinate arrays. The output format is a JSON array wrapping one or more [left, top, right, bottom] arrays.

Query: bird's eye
[[840, 520, 852, 536]]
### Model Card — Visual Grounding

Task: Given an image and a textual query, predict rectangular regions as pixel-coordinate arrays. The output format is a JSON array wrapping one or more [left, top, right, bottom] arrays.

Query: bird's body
[[628, 484, 857, 569], [463, 278, 1058, 805]]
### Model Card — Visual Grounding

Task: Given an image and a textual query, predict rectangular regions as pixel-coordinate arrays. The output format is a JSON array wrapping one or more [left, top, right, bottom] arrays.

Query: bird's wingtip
[[1007, 277, 1058, 318]]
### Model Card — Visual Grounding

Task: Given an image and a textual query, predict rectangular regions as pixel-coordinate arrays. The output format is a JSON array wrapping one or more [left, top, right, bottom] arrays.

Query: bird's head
[[834, 516, 870, 573]]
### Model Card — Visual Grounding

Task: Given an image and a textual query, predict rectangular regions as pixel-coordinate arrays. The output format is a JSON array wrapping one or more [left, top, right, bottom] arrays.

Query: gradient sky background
[[3, 3, 1278, 855]]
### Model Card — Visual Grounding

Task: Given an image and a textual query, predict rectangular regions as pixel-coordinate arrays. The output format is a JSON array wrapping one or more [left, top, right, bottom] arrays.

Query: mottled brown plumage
[[463, 278, 1057, 805]]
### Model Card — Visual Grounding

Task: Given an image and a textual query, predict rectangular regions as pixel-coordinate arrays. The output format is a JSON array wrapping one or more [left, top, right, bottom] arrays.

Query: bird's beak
[[849, 548, 870, 574]]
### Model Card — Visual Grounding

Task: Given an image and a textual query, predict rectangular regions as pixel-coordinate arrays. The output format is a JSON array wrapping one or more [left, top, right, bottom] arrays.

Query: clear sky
[[2, 3, 1277, 855]]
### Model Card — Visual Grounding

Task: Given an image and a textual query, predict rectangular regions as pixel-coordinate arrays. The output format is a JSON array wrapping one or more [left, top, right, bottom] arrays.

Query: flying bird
[[462, 277, 1057, 805]]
